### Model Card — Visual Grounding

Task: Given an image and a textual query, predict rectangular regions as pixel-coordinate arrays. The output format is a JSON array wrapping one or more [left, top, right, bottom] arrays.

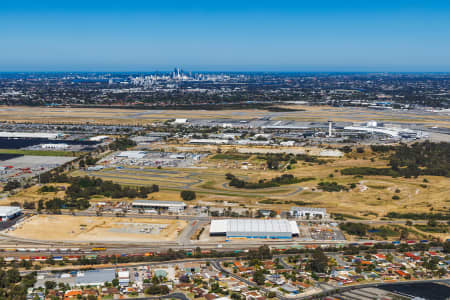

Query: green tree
[[308, 249, 328, 273], [253, 270, 266, 285], [112, 278, 119, 287], [44, 280, 57, 290], [180, 190, 196, 201]]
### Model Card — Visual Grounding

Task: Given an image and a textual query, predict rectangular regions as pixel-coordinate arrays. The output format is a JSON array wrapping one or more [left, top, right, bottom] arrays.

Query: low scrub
[[386, 212, 450, 220], [211, 153, 250, 160]]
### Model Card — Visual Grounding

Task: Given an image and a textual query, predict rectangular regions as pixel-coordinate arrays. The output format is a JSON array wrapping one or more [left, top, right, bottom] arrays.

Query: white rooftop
[[0, 206, 21, 217], [89, 135, 109, 141], [210, 219, 298, 234], [118, 271, 129, 278], [115, 151, 147, 159], [0, 131, 62, 139], [291, 207, 326, 213], [132, 200, 186, 208]]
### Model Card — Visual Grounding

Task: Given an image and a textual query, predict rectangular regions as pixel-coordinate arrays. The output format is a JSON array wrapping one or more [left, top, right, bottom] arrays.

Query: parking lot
[[98, 151, 207, 168], [0, 155, 76, 182]]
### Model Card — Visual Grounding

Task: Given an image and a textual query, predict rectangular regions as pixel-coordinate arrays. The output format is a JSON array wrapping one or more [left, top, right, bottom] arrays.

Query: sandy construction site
[[7, 215, 187, 243]]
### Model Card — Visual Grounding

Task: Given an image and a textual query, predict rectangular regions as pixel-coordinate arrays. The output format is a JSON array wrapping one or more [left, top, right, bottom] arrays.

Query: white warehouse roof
[[132, 200, 186, 208], [210, 219, 227, 233], [0, 131, 62, 139], [289, 221, 300, 236], [115, 151, 147, 159], [0, 206, 21, 217], [89, 135, 109, 141], [210, 219, 298, 235]]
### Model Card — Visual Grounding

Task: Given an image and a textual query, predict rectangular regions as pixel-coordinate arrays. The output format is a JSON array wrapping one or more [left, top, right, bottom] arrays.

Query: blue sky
[[1, 0, 449, 71]]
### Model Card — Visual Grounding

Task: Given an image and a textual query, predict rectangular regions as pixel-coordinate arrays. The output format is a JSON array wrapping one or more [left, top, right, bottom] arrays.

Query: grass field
[[6, 215, 186, 242], [0, 149, 78, 157]]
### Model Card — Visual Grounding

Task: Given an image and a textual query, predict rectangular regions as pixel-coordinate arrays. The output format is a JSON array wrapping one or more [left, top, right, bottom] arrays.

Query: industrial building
[[131, 200, 186, 213], [75, 269, 116, 287], [115, 151, 147, 159], [210, 219, 299, 239], [118, 271, 130, 286], [0, 206, 22, 222], [290, 207, 326, 218], [40, 143, 69, 149], [0, 131, 63, 139], [89, 135, 110, 142]]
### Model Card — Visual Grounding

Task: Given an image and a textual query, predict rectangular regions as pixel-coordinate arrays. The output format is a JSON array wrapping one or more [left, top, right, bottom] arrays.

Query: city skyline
[[1, 0, 450, 71]]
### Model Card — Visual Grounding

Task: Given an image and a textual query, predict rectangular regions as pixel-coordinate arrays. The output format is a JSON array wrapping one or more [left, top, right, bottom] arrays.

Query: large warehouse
[[131, 200, 186, 213], [0, 206, 22, 222], [210, 219, 299, 239]]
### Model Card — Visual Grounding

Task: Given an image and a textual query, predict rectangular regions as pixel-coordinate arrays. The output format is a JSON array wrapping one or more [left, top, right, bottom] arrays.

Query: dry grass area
[[0, 106, 265, 125], [55, 144, 449, 219], [181, 147, 450, 219], [1, 184, 69, 206], [7, 215, 186, 242], [276, 105, 450, 127], [6, 145, 448, 221], [1, 105, 449, 127]]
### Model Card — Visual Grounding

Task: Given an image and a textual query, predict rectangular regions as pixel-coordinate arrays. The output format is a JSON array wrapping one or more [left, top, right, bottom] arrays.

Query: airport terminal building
[[0, 206, 22, 222], [210, 219, 299, 239]]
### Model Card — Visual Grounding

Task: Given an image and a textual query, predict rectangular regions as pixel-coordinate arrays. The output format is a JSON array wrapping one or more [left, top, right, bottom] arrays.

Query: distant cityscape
[[0, 70, 449, 108]]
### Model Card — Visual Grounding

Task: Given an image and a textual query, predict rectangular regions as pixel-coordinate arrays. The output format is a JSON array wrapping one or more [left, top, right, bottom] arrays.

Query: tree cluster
[[386, 212, 450, 220], [0, 266, 36, 300], [307, 249, 329, 273], [108, 137, 136, 151], [180, 190, 196, 201], [38, 176, 159, 211], [317, 181, 348, 192], [3, 180, 20, 192], [261, 153, 327, 170], [226, 173, 308, 189], [339, 222, 370, 236], [342, 142, 449, 178]]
